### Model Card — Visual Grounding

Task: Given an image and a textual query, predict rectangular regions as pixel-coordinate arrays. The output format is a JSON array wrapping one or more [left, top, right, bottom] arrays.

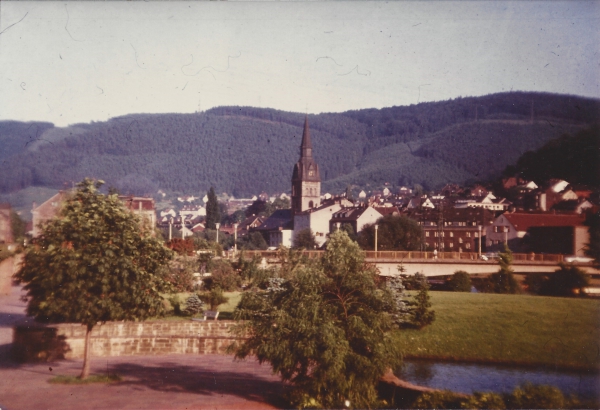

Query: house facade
[[329, 206, 383, 235], [486, 212, 588, 254], [31, 191, 69, 237], [0, 204, 13, 243]]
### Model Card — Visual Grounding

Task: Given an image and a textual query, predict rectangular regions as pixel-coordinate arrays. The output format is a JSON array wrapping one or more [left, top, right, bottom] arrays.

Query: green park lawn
[[395, 291, 600, 370]]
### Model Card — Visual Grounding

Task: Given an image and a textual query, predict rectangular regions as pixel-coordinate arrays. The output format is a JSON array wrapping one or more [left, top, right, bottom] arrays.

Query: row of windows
[[425, 231, 479, 238], [425, 242, 472, 250]]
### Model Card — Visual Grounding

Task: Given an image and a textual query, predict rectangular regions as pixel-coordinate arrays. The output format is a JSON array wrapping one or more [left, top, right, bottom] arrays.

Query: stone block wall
[[13, 320, 244, 362]]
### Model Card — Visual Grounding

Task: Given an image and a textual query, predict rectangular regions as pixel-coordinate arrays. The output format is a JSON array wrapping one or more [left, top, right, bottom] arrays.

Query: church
[[258, 116, 357, 248]]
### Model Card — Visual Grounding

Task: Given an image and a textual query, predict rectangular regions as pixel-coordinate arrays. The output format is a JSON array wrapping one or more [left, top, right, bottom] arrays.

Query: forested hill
[[0, 92, 598, 197]]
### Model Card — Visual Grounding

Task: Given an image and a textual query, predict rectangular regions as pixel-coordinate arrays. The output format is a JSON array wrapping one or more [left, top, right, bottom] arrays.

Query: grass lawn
[[395, 291, 600, 370], [160, 291, 242, 320], [49, 374, 122, 384]]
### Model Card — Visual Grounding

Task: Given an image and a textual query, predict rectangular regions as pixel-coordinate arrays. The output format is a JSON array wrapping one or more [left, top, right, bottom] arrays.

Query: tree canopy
[[358, 214, 423, 251], [15, 179, 173, 378], [205, 187, 220, 230], [232, 230, 403, 408]]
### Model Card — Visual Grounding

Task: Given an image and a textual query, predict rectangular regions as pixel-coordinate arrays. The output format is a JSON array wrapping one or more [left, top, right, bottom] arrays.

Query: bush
[[205, 259, 241, 291], [412, 390, 466, 409], [448, 271, 472, 292], [410, 384, 578, 410], [504, 383, 566, 409], [540, 263, 590, 296], [184, 293, 204, 316], [162, 256, 197, 292], [167, 295, 182, 316], [200, 288, 229, 311]]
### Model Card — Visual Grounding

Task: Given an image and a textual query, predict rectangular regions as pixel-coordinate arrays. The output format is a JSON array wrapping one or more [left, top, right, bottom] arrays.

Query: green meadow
[[395, 291, 600, 370]]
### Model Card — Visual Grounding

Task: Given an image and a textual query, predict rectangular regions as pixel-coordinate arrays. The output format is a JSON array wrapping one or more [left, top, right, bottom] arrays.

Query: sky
[[1, 1, 599, 127]]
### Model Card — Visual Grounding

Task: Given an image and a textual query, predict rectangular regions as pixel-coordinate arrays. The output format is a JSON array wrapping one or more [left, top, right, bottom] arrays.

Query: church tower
[[291, 116, 321, 214]]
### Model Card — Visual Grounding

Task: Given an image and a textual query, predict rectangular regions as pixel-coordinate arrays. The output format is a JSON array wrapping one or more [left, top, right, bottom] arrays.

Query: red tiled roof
[[373, 206, 400, 216], [503, 212, 585, 232]]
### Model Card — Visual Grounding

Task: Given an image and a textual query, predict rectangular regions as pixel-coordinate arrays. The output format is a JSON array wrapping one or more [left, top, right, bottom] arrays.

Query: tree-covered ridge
[[0, 91, 598, 196]]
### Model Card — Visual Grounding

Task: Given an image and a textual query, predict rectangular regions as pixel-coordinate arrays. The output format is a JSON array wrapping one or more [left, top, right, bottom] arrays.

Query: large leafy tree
[[205, 187, 220, 230], [232, 230, 402, 408], [15, 179, 173, 379], [358, 214, 423, 251]]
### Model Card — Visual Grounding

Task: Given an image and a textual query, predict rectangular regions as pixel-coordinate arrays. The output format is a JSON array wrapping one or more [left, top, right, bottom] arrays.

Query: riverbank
[[394, 292, 600, 371]]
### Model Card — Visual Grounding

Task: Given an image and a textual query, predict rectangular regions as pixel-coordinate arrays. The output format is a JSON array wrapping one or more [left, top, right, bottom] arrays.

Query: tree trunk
[[79, 324, 93, 379]]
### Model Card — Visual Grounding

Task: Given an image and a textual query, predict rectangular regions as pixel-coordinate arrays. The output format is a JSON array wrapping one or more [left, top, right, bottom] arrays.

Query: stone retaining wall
[[13, 320, 243, 362]]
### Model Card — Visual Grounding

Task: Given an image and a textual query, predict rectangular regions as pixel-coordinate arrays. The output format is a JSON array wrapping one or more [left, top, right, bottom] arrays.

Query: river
[[396, 359, 599, 401]]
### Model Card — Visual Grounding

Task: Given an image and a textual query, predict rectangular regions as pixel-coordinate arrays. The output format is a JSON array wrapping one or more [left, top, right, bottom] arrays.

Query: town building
[[119, 196, 157, 228], [409, 208, 494, 253], [0, 204, 13, 243], [329, 206, 383, 235], [486, 212, 589, 255], [30, 191, 69, 237]]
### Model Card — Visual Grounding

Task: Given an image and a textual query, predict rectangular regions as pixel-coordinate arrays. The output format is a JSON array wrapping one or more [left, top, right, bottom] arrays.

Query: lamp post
[[477, 225, 482, 258], [504, 226, 508, 245], [169, 219, 172, 241], [234, 223, 238, 255], [374, 224, 379, 253], [215, 222, 220, 243]]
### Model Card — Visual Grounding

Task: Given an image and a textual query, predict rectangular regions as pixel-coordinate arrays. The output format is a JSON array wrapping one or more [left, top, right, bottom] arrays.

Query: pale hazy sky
[[1, 1, 599, 127]]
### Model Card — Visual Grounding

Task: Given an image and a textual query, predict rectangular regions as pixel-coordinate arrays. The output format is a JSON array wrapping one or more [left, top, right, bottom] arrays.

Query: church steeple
[[300, 116, 313, 158], [291, 116, 321, 215]]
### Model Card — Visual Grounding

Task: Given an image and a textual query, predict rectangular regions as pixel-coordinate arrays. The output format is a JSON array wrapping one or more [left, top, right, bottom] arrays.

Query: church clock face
[[308, 170, 314, 176]]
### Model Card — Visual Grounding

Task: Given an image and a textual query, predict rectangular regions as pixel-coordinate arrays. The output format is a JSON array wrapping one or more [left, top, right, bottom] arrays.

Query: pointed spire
[[300, 115, 312, 158]]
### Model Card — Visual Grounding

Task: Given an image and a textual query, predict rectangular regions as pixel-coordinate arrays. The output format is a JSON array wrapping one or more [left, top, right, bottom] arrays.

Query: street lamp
[[477, 225, 482, 258], [374, 224, 379, 253], [169, 219, 173, 241], [234, 223, 238, 255], [215, 222, 220, 243]]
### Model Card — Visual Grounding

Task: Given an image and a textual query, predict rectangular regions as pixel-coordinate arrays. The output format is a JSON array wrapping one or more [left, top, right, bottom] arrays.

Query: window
[[466, 232, 471, 237], [425, 231, 430, 237], [449, 242, 454, 248], [434, 232, 439, 237], [441, 232, 445, 237], [466, 243, 471, 249], [449, 232, 454, 237], [475, 232, 479, 238], [459, 238, 463, 243]]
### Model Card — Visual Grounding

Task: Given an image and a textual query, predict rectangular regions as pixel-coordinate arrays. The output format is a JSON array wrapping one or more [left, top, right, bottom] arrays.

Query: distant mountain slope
[[0, 92, 598, 197]]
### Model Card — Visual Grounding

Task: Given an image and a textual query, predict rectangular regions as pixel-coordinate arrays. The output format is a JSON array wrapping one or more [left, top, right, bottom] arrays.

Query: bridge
[[231, 250, 600, 277]]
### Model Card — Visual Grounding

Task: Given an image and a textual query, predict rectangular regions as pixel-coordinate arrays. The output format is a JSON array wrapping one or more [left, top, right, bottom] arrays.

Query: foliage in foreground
[[410, 383, 590, 409], [231, 230, 403, 409], [15, 179, 173, 378]]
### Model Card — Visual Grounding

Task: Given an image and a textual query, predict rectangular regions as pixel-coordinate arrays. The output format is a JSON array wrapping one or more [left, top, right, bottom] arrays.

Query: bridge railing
[[228, 250, 565, 263]]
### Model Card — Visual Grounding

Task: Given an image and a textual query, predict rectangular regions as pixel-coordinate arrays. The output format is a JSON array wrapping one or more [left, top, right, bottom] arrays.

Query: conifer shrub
[[407, 279, 436, 329], [184, 293, 204, 316]]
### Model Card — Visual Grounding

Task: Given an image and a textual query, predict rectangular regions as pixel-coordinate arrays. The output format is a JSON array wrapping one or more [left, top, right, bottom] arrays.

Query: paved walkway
[[0, 286, 287, 410]]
